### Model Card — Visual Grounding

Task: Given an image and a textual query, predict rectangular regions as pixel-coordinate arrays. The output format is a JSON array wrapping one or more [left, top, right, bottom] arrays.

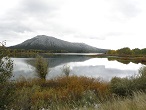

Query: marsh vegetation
[[1, 65, 146, 109], [1, 44, 146, 109]]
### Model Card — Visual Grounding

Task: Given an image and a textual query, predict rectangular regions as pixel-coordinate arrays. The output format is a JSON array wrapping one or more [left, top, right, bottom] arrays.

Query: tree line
[[107, 47, 146, 56], [0, 47, 69, 57]]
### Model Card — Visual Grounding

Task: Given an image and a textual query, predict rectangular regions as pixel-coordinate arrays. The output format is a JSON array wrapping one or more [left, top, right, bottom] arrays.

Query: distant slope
[[9, 35, 107, 53]]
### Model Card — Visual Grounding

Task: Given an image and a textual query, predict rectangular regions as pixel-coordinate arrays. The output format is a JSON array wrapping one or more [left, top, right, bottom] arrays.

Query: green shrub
[[110, 66, 146, 96], [133, 66, 146, 91], [0, 82, 15, 109], [110, 77, 130, 96], [0, 41, 14, 109], [35, 55, 49, 79], [0, 57, 14, 109], [138, 66, 146, 78], [0, 57, 13, 83]]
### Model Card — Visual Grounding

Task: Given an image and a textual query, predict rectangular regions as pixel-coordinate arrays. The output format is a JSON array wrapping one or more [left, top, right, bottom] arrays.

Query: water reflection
[[12, 58, 36, 80], [12, 56, 143, 81], [26, 55, 91, 68], [108, 57, 146, 65]]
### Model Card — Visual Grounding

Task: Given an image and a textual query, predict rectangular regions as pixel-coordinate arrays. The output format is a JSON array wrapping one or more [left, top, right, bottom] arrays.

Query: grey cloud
[[99, 32, 123, 40], [107, 0, 141, 20], [117, 0, 141, 17], [82, 32, 122, 40], [9, 0, 61, 19], [105, 32, 122, 37], [0, 0, 62, 38], [68, 32, 106, 40], [86, 36, 105, 40], [20, 0, 59, 17], [0, 20, 32, 33]]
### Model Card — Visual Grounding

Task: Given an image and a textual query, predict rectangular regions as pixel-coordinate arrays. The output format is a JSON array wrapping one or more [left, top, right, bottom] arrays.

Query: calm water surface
[[12, 55, 143, 81]]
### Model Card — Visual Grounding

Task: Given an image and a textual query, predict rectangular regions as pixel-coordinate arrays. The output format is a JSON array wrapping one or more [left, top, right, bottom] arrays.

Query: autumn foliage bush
[[11, 76, 109, 109]]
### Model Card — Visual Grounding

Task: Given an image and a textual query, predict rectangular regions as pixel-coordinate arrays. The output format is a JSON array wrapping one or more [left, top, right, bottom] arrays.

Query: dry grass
[[7, 76, 109, 109], [1, 66, 146, 109], [15, 76, 109, 100], [98, 92, 146, 110], [2, 74, 146, 109]]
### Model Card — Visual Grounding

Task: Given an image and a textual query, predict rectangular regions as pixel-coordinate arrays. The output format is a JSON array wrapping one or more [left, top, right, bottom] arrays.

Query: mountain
[[9, 35, 107, 53]]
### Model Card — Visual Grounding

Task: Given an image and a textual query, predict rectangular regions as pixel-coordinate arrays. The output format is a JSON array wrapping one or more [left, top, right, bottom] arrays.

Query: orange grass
[[15, 76, 109, 102]]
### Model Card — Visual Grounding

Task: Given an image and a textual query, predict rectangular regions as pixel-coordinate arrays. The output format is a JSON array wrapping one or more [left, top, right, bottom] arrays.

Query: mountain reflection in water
[[12, 55, 143, 81]]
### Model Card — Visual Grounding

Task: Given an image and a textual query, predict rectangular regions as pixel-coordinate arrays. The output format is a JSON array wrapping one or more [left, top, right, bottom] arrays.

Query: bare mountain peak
[[35, 35, 53, 38]]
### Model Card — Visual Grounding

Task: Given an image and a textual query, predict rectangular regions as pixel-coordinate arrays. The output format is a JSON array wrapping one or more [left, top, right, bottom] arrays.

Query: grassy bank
[[2, 76, 109, 109], [1, 66, 146, 109], [107, 56, 146, 65], [98, 91, 146, 110]]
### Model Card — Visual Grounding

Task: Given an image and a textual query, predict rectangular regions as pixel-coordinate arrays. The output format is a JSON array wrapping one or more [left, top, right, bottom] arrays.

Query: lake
[[12, 55, 143, 81]]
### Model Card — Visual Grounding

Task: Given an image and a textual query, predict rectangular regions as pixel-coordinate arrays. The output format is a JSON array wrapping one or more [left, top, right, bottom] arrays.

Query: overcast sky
[[0, 0, 146, 49]]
